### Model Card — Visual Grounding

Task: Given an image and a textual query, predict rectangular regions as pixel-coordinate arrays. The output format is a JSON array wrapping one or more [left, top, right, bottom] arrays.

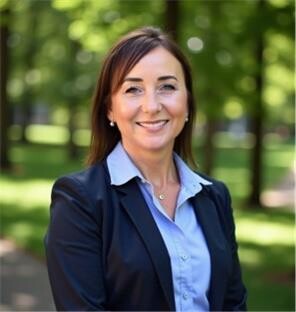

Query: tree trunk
[[0, 8, 11, 170], [19, 4, 38, 143], [201, 2, 222, 176], [248, 0, 265, 207], [165, 0, 180, 41]]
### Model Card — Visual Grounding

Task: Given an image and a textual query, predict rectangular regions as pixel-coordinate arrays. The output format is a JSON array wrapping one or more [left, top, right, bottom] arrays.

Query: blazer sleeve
[[220, 183, 248, 311], [44, 176, 106, 311]]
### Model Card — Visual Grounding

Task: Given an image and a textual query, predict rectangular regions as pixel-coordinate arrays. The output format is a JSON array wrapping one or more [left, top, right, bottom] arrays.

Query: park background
[[0, 0, 294, 311]]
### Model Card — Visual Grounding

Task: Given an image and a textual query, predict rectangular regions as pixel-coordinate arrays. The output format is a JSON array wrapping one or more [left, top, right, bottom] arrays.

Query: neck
[[122, 142, 179, 188]]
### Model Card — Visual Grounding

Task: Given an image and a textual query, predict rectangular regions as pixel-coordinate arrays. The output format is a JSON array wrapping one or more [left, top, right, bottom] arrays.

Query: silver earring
[[110, 121, 115, 127], [185, 116, 189, 122]]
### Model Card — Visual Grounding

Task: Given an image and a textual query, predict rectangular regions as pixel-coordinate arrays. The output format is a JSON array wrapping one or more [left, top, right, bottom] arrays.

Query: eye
[[125, 86, 142, 95], [159, 84, 177, 92]]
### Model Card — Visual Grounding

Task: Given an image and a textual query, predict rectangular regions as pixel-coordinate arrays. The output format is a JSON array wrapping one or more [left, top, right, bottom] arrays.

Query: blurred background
[[0, 0, 294, 311]]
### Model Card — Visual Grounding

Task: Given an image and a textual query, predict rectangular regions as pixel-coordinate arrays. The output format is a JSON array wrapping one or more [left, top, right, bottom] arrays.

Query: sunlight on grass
[[238, 248, 263, 266], [1, 179, 53, 208], [236, 219, 294, 246], [14, 124, 92, 147], [25, 125, 69, 144], [264, 150, 294, 167]]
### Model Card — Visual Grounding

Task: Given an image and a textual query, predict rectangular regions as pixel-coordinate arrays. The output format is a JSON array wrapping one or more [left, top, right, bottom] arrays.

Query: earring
[[185, 116, 189, 122], [110, 121, 115, 127]]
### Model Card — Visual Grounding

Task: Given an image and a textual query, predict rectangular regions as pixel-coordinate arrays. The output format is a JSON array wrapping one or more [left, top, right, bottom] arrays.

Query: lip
[[136, 119, 169, 131]]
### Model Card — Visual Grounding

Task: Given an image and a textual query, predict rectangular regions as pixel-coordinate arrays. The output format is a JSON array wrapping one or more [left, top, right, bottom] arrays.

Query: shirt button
[[183, 293, 188, 300], [181, 254, 188, 261]]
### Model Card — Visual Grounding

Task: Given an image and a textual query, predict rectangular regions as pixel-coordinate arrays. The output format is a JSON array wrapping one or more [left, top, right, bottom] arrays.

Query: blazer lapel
[[191, 188, 232, 311], [114, 179, 176, 311]]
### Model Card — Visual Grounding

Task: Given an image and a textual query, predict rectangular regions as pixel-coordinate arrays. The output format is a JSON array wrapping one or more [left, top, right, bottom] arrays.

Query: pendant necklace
[[158, 193, 165, 200], [155, 186, 166, 200]]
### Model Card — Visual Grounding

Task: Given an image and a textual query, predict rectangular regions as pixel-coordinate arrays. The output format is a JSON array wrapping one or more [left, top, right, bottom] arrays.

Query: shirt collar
[[107, 142, 145, 185], [173, 153, 212, 196], [107, 142, 212, 195]]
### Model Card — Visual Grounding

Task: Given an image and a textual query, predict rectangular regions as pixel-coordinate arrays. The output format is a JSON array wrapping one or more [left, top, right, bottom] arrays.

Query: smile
[[136, 120, 169, 130]]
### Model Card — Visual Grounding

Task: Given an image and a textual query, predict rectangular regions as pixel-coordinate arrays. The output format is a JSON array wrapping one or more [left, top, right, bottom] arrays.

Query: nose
[[141, 92, 162, 114]]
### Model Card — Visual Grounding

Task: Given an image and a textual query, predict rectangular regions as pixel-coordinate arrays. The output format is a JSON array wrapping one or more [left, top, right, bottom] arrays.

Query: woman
[[45, 26, 247, 311]]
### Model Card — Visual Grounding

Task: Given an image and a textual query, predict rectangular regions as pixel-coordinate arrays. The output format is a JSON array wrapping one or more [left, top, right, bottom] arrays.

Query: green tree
[[0, 4, 11, 170], [182, 0, 293, 206], [242, 0, 294, 206], [165, 0, 180, 41], [18, 0, 40, 143]]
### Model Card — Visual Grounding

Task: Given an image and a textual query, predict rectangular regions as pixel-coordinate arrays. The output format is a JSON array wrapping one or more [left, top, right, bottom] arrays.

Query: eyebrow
[[123, 75, 178, 83]]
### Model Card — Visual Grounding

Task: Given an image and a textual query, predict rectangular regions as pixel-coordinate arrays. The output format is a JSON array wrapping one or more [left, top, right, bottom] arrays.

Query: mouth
[[136, 119, 169, 130]]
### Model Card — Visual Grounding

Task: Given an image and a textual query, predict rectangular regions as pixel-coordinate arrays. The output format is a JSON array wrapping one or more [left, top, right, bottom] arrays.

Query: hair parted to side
[[86, 26, 197, 168]]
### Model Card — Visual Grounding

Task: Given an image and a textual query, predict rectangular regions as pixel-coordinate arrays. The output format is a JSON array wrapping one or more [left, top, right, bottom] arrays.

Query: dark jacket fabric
[[44, 161, 247, 311]]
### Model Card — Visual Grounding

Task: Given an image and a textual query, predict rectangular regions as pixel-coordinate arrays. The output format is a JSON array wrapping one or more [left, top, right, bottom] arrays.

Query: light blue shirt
[[107, 142, 212, 312]]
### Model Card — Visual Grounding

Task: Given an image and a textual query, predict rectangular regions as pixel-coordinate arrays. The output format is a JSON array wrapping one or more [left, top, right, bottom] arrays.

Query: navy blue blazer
[[44, 161, 247, 311]]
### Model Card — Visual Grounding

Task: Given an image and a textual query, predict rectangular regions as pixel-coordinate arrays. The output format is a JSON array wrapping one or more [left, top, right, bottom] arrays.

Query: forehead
[[124, 47, 184, 80]]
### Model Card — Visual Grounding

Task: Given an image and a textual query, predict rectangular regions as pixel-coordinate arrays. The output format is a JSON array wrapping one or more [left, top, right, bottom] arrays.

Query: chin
[[137, 139, 172, 152]]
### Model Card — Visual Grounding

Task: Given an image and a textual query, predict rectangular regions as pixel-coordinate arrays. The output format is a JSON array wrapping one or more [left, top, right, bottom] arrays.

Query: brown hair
[[86, 26, 197, 167]]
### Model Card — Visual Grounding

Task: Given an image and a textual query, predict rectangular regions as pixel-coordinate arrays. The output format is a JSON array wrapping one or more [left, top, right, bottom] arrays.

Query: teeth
[[137, 120, 167, 129]]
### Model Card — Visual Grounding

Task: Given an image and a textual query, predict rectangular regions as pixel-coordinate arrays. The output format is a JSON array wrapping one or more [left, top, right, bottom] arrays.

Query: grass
[[1, 144, 84, 257], [235, 209, 294, 311], [0, 137, 294, 311]]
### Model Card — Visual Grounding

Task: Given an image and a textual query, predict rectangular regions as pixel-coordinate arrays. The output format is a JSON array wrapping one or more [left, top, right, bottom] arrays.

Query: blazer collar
[[114, 178, 176, 311]]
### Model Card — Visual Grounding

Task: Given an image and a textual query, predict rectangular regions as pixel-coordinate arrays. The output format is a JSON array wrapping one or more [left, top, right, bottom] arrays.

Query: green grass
[[235, 209, 294, 311], [1, 144, 85, 257], [0, 139, 294, 311]]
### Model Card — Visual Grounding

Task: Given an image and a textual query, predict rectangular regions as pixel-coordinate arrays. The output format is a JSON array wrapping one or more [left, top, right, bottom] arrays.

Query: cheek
[[167, 92, 188, 116], [111, 97, 138, 121]]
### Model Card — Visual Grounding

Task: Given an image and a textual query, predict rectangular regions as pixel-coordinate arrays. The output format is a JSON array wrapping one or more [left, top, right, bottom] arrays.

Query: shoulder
[[54, 161, 109, 187], [56, 161, 108, 184], [196, 171, 230, 200], [49, 162, 111, 227], [52, 161, 110, 206], [196, 171, 235, 236], [196, 171, 233, 222]]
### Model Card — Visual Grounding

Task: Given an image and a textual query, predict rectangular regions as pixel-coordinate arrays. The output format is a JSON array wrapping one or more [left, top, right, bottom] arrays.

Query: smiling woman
[[44, 26, 247, 311], [109, 47, 188, 158]]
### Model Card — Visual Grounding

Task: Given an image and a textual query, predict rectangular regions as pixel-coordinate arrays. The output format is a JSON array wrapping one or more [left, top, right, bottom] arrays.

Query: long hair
[[86, 26, 197, 168]]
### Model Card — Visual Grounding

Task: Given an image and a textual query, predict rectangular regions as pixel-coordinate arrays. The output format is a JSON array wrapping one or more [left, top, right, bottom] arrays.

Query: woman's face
[[109, 47, 188, 156]]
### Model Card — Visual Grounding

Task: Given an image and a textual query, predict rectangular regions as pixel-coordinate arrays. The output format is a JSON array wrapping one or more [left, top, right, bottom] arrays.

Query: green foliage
[[5, 0, 293, 130], [0, 0, 9, 11], [180, 0, 294, 125], [52, 0, 163, 52]]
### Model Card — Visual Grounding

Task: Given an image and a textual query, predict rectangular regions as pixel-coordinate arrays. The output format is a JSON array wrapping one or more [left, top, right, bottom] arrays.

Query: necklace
[[154, 186, 166, 200], [158, 193, 165, 200]]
